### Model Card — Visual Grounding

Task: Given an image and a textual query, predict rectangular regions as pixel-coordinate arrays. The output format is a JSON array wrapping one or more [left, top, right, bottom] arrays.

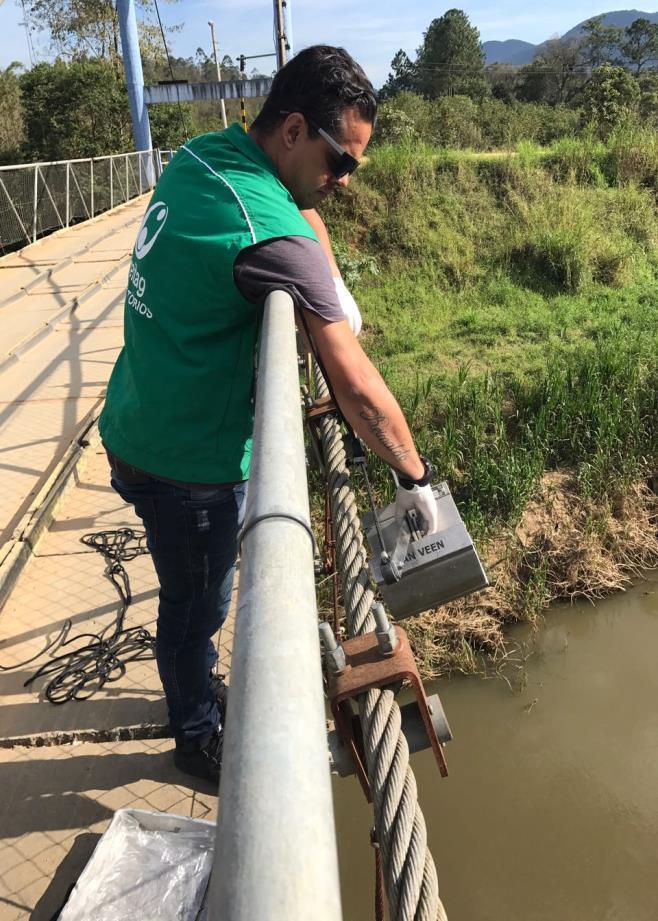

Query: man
[[99, 45, 437, 784]]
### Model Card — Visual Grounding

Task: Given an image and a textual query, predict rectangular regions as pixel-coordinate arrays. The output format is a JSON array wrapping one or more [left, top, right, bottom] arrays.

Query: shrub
[[505, 181, 640, 292], [373, 92, 438, 145], [582, 64, 640, 138], [434, 96, 482, 148], [543, 134, 607, 184], [371, 92, 583, 153], [603, 124, 658, 185]]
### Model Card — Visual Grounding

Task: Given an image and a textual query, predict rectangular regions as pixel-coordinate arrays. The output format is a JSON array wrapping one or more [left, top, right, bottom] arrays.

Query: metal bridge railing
[[208, 290, 343, 920], [0, 149, 161, 251], [158, 148, 177, 169]]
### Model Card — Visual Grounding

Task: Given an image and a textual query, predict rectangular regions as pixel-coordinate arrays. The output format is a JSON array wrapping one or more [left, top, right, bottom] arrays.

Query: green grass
[[320, 138, 658, 539]]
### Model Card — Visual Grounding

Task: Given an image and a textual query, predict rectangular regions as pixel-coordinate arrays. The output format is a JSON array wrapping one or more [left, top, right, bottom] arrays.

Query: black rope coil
[[7, 528, 156, 705]]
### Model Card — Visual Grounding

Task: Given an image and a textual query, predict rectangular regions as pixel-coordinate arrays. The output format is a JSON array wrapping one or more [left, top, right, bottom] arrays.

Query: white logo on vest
[[135, 201, 169, 260]]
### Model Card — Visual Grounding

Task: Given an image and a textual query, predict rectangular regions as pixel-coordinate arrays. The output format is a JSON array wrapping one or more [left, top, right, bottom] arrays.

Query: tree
[[517, 39, 583, 105], [23, 0, 120, 62], [620, 18, 658, 75], [582, 63, 640, 135], [0, 63, 25, 163], [415, 9, 488, 100], [221, 55, 243, 81], [486, 62, 517, 102], [19, 60, 132, 159], [380, 50, 417, 100], [149, 102, 195, 149], [22, 0, 181, 67], [578, 15, 623, 69], [541, 39, 584, 104], [193, 47, 218, 82], [639, 70, 658, 124], [516, 59, 552, 104]]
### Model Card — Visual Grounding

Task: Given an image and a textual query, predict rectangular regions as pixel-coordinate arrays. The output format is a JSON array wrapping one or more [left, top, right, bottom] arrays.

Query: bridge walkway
[[0, 200, 235, 919], [0, 437, 234, 919], [0, 196, 147, 551]]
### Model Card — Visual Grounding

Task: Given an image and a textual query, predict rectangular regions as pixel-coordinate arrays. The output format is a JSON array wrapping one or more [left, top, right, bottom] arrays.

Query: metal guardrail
[[0, 149, 161, 250], [158, 148, 177, 169], [208, 290, 343, 920]]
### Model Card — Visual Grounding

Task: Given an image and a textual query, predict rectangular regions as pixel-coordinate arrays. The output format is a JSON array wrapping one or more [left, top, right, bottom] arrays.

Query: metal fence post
[[90, 159, 94, 216], [125, 154, 129, 200], [207, 290, 343, 921], [65, 162, 70, 227], [138, 153, 143, 195], [110, 156, 114, 210], [32, 166, 38, 242]]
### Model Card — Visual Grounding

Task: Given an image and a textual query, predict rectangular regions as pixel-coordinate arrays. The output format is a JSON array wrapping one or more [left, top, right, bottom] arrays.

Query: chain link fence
[[0, 150, 162, 253]]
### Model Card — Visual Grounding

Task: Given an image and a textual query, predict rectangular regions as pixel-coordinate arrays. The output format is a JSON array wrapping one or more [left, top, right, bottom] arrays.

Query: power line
[[151, 0, 189, 139], [20, 0, 36, 66]]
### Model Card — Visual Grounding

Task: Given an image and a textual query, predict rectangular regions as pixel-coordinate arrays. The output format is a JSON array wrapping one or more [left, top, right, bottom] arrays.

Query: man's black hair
[[251, 45, 377, 139]]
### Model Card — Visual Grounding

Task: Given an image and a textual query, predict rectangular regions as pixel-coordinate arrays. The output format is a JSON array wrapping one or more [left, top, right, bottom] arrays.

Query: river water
[[333, 570, 658, 921]]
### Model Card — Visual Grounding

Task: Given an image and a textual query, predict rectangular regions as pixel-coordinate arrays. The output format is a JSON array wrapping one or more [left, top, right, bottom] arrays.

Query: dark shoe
[[209, 672, 229, 722], [174, 729, 223, 784]]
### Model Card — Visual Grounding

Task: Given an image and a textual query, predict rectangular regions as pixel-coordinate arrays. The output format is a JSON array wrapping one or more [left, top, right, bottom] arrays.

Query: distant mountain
[[483, 9, 658, 66], [563, 8, 658, 39], [483, 40, 536, 66]]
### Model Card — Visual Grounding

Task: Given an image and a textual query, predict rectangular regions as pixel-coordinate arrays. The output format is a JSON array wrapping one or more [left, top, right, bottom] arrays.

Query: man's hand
[[394, 481, 439, 537]]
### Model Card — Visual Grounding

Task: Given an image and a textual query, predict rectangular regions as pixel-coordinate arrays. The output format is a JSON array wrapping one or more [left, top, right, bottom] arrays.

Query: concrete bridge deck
[[0, 197, 148, 550], [0, 202, 234, 919]]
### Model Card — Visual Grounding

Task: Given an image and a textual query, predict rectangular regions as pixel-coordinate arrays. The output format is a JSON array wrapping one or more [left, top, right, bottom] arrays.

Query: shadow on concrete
[[0, 587, 158, 652], [0, 288, 124, 545], [2, 790, 115, 839], [0, 748, 214, 839], [30, 831, 101, 921], [0, 694, 167, 739]]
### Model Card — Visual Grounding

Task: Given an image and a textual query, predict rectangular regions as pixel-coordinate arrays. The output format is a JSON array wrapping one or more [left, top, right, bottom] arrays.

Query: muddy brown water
[[332, 570, 658, 921]]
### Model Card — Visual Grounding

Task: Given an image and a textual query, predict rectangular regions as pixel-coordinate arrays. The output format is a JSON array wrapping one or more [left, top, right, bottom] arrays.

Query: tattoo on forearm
[[359, 408, 411, 463]]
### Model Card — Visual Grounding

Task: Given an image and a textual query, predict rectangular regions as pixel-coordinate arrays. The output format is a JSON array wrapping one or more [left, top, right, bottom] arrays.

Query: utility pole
[[273, 0, 288, 70], [237, 52, 276, 132], [239, 54, 248, 132], [283, 0, 294, 58], [208, 20, 228, 130]]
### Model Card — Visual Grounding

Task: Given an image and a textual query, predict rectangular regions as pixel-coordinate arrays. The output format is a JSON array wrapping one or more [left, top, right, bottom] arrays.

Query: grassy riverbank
[[318, 134, 658, 676]]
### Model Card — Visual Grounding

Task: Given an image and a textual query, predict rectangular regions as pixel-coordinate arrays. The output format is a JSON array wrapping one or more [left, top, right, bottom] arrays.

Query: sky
[[1, 0, 657, 86]]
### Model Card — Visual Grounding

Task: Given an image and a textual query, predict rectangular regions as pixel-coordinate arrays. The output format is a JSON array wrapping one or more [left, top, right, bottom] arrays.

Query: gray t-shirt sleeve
[[233, 235, 345, 322]]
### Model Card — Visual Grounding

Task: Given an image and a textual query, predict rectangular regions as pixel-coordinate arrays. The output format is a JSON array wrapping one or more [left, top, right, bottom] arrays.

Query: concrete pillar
[[117, 0, 154, 185]]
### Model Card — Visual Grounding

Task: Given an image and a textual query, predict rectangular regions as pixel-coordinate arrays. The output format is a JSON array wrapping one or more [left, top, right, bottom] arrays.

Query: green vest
[[99, 125, 318, 483]]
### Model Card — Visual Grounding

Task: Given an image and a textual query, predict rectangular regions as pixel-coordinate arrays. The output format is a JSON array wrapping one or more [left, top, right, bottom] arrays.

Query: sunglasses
[[280, 111, 360, 179]]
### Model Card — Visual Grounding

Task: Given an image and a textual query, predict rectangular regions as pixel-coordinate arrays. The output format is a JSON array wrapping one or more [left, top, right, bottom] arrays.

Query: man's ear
[[282, 112, 306, 151]]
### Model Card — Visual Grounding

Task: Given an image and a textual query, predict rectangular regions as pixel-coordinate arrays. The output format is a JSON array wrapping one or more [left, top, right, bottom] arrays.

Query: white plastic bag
[[59, 809, 215, 921]]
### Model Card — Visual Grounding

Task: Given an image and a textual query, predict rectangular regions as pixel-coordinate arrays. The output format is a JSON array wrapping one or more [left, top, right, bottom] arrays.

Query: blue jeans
[[109, 456, 247, 745]]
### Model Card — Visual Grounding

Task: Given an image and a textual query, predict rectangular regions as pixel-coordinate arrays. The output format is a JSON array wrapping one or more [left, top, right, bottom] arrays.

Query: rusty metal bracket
[[327, 625, 449, 801], [305, 394, 337, 421]]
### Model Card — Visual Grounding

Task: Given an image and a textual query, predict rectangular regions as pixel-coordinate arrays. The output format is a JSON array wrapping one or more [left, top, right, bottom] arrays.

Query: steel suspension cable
[[313, 363, 448, 921]]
